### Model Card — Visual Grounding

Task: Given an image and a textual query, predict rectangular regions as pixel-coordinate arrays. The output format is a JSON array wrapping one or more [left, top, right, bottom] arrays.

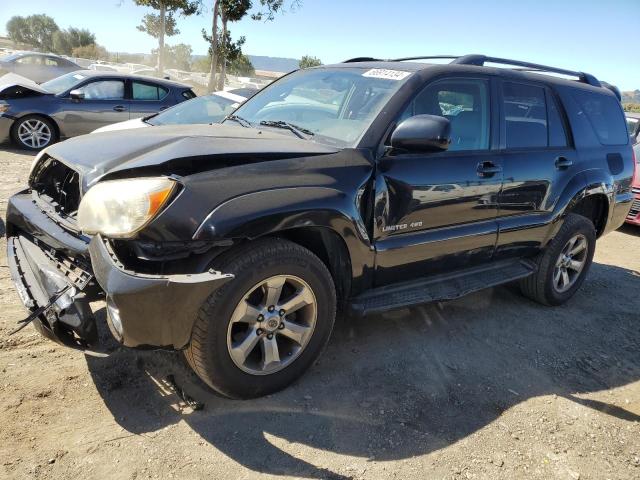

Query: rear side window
[[572, 90, 628, 145], [503, 82, 548, 148], [132, 81, 169, 100], [502, 82, 569, 148]]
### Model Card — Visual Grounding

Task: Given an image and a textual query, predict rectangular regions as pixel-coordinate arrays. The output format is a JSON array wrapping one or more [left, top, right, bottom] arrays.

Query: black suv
[[5, 55, 634, 398]]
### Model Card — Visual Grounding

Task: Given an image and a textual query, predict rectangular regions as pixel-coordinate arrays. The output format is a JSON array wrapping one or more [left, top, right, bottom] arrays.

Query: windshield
[[148, 93, 239, 126], [41, 72, 86, 94], [228, 67, 412, 147]]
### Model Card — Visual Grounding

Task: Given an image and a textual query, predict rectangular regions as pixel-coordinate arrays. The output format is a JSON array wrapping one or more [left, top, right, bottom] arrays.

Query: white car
[[92, 89, 254, 133]]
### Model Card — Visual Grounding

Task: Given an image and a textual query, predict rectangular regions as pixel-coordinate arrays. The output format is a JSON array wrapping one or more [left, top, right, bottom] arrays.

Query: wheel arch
[[193, 187, 374, 296], [11, 112, 60, 143]]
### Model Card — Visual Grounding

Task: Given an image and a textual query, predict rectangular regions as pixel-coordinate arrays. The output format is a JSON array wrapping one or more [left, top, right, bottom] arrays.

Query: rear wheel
[[520, 213, 596, 306], [185, 238, 336, 399], [11, 115, 57, 150]]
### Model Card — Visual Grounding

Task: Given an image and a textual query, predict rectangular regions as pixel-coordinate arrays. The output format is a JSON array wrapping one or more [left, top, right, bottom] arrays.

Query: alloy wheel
[[226, 275, 317, 375], [17, 119, 52, 149], [553, 234, 588, 293]]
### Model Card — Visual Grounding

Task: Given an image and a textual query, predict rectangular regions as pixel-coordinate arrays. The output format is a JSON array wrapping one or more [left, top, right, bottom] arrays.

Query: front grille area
[[628, 198, 640, 219], [30, 155, 81, 225]]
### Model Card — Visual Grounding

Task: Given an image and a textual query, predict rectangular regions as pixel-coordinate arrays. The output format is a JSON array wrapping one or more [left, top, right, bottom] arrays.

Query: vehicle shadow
[[618, 223, 640, 237], [84, 261, 640, 478]]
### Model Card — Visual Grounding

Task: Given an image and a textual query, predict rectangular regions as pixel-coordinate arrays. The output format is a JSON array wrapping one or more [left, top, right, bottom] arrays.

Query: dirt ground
[[0, 146, 639, 480]]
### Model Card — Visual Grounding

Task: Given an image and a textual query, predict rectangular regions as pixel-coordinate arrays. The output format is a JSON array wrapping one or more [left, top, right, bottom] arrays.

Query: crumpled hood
[[43, 123, 340, 190], [0, 72, 50, 96]]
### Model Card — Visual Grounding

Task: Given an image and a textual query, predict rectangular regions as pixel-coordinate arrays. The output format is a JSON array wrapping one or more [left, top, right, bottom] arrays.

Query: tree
[[228, 53, 254, 76], [52, 28, 96, 56], [6, 14, 59, 50], [134, 1, 200, 75], [299, 55, 322, 69], [72, 44, 109, 61], [151, 43, 193, 71], [204, 0, 300, 92]]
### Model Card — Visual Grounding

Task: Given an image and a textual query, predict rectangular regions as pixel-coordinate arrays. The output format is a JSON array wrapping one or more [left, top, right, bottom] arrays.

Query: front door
[[374, 77, 502, 286], [57, 78, 130, 136]]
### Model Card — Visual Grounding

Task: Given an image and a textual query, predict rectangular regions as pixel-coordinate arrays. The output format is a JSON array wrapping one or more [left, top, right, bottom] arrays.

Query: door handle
[[555, 156, 573, 169], [477, 161, 502, 177], [113, 105, 126, 112]]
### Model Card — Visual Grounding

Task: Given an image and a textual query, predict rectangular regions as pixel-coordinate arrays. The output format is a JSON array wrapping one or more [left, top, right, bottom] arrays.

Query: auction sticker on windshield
[[362, 69, 411, 81]]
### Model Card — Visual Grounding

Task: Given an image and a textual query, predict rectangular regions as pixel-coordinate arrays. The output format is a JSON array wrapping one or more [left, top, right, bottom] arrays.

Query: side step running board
[[350, 259, 536, 316]]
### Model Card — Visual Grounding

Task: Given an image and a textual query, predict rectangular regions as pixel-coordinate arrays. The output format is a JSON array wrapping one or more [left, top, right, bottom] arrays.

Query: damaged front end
[[5, 158, 232, 350]]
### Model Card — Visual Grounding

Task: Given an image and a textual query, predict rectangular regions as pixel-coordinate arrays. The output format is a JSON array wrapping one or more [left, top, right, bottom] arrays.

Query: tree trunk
[[206, 0, 220, 92], [158, 4, 166, 75], [217, 16, 228, 91]]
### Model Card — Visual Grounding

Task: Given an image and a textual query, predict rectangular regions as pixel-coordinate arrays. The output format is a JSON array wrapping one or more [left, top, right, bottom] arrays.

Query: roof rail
[[451, 54, 601, 87], [389, 55, 459, 62], [343, 57, 382, 63]]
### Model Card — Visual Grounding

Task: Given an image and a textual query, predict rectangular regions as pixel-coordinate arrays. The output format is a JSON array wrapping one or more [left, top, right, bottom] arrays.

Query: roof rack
[[346, 54, 601, 87], [451, 55, 601, 87], [343, 57, 382, 63]]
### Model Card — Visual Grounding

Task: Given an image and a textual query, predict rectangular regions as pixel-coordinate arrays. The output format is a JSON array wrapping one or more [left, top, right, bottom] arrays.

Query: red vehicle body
[[626, 144, 640, 225]]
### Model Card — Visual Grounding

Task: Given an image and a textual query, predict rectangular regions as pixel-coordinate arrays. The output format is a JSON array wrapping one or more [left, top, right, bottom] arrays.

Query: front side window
[[230, 67, 412, 147], [132, 81, 169, 100], [401, 78, 491, 151], [79, 80, 125, 100]]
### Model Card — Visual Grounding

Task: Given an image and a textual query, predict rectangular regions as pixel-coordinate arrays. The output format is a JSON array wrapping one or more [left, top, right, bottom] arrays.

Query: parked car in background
[[625, 142, 640, 225], [5, 55, 633, 399], [0, 52, 80, 83], [0, 70, 194, 150], [88, 63, 118, 72], [626, 112, 640, 144], [92, 88, 255, 133]]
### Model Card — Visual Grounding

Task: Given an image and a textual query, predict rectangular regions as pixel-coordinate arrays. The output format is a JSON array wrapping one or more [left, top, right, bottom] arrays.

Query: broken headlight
[[78, 177, 177, 238]]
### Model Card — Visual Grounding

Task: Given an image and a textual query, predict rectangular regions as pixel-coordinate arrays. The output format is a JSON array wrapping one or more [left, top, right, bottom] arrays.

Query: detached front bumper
[[6, 190, 233, 350]]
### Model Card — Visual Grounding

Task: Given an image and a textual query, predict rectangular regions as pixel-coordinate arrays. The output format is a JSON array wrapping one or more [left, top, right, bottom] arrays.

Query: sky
[[0, 0, 638, 90]]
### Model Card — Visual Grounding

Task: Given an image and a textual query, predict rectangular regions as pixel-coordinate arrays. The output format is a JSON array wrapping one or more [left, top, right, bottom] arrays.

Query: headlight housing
[[78, 177, 177, 238]]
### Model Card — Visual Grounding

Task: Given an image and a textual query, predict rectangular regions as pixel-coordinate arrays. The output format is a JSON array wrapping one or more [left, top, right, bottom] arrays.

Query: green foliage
[[151, 43, 193, 70], [6, 14, 59, 50], [227, 54, 255, 76], [624, 103, 640, 113], [72, 44, 109, 61], [52, 28, 96, 56], [137, 12, 180, 39], [299, 55, 322, 69], [191, 56, 211, 73]]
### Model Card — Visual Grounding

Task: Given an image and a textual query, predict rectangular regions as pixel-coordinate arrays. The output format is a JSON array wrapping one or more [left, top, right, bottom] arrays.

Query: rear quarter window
[[572, 90, 628, 145]]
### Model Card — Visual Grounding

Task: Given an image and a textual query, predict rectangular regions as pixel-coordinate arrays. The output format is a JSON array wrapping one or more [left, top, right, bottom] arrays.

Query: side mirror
[[391, 114, 451, 152], [69, 89, 84, 100]]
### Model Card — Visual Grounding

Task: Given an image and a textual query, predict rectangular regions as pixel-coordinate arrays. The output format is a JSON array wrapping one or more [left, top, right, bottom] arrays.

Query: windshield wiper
[[259, 120, 315, 139], [225, 114, 252, 128]]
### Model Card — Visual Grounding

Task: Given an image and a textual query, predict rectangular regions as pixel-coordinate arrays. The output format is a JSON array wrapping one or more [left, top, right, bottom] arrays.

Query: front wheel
[[520, 213, 596, 306], [185, 238, 336, 399], [11, 115, 57, 150]]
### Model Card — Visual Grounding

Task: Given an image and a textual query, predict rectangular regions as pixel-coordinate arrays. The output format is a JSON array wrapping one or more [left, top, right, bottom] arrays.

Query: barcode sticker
[[362, 69, 411, 81]]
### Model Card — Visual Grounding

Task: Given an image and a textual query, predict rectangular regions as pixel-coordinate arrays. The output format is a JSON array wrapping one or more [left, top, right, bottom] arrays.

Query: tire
[[520, 213, 596, 306], [185, 238, 337, 399], [11, 115, 57, 151]]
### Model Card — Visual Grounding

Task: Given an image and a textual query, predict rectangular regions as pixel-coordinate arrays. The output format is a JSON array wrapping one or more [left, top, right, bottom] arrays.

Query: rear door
[[374, 76, 503, 285], [129, 80, 172, 119], [495, 80, 577, 259], [56, 78, 129, 136]]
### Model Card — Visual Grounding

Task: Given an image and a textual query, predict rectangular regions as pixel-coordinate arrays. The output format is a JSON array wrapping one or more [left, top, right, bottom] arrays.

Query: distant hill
[[622, 90, 640, 104]]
